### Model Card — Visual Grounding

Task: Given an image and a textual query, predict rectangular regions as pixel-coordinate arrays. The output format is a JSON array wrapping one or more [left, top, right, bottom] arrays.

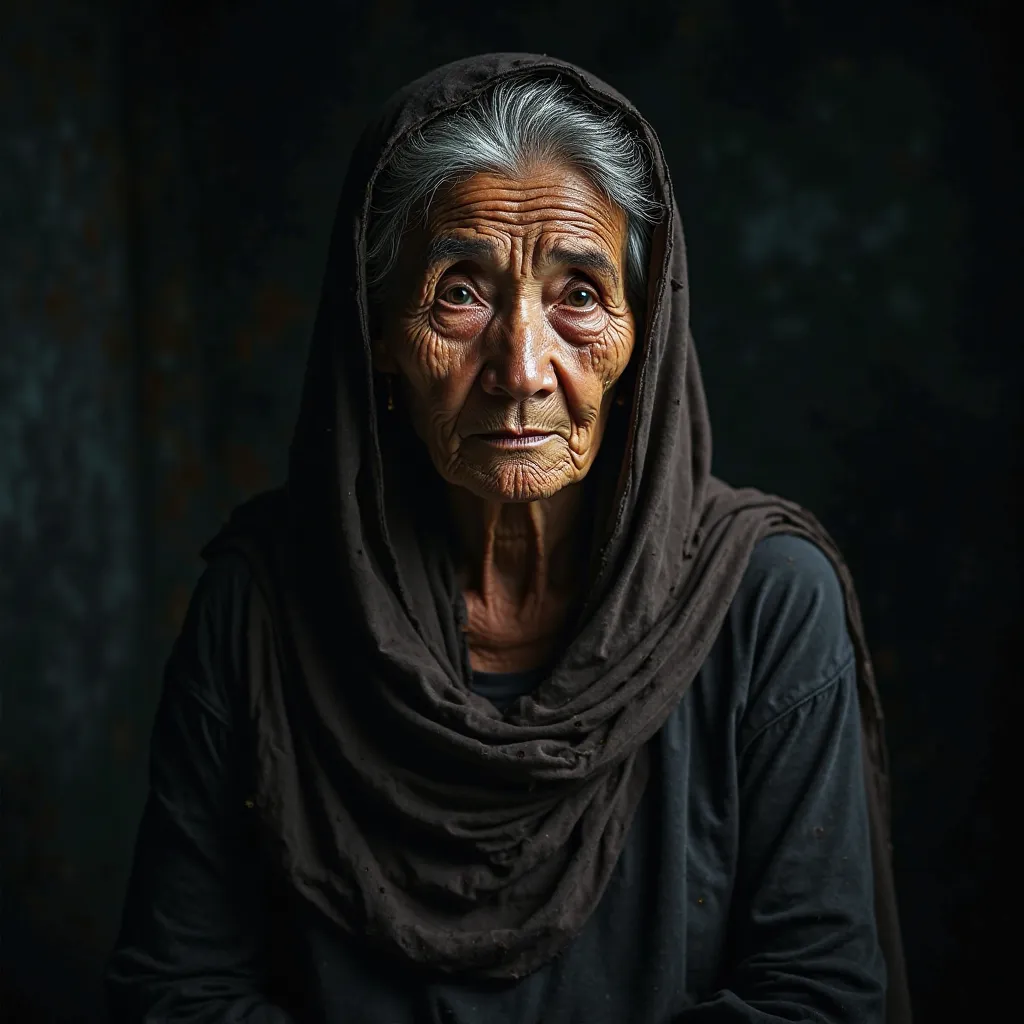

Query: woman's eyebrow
[[426, 235, 497, 268], [424, 235, 620, 289], [544, 244, 620, 288]]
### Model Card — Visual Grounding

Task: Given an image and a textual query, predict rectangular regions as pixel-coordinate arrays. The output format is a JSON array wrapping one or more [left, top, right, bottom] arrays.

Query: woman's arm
[[677, 537, 887, 1023], [106, 559, 295, 1023], [680, 669, 886, 1022]]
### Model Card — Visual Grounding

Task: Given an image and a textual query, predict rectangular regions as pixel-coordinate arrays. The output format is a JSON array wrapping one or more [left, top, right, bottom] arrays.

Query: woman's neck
[[449, 485, 584, 673]]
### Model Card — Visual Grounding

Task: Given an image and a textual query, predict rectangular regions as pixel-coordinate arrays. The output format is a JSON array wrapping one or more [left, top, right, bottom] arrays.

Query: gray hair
[[365, 77, 662, 302]]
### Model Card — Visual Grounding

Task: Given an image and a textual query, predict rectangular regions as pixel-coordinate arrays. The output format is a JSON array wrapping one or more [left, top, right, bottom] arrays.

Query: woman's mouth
[[474, 430, 556, 449]]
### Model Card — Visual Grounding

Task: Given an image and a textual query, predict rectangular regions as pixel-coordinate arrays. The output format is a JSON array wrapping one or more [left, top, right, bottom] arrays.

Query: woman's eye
[[565, 287, 597, 309], [440, 285, 474, 306]]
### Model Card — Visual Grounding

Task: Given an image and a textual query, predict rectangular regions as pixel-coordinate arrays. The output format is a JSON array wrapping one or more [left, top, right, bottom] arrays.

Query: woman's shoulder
[[182, 551, 255, 649], [723, 533, 856, 743], [741, 532, 844, 597], [163, 552, 255, 727]]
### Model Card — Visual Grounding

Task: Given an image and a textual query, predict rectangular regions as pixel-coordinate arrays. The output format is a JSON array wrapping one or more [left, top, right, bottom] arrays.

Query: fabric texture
[[106, 537, 886, 1023], [202, 52, 910, 1021]]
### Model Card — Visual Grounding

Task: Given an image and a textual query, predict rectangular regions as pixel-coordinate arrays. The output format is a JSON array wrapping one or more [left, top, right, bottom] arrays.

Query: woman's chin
[[453, 460, 571, 504]]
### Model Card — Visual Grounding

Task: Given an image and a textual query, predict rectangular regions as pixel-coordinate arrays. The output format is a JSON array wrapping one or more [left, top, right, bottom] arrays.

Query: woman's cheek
[[590, 317, 635, 385], [399, 318, 461, 384], [560, 368, 603, 442], [550, 310, 632, 373], [568, 329, 634, 441]]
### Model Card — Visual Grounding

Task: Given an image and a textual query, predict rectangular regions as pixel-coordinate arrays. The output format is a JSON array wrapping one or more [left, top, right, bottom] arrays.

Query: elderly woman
[[107, 55, 910, 1023]]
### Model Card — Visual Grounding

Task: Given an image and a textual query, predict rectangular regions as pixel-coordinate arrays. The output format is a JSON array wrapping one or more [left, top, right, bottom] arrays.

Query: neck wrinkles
[[448, 483, 585, 671], [449, 484, 583, 600]]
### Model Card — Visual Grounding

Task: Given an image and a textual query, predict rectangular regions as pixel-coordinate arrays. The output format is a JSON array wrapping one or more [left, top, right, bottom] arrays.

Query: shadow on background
[[2, 0, 1020, 1019]]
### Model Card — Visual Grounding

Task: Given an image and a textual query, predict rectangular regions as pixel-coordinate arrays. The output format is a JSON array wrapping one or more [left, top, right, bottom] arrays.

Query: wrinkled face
[[372, 163, 637, 503]]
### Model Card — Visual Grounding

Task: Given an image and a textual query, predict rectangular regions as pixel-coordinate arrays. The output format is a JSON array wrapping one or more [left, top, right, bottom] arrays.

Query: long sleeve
[[106, 557, 295, 1024], [676, 536, 886, 1023]]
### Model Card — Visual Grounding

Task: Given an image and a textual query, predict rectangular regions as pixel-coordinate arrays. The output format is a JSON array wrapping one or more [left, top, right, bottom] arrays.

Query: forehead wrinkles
[[428, 175, 627, 273]]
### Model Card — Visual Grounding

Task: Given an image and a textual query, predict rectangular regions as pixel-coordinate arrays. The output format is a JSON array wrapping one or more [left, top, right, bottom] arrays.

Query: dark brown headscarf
[[205, 53, 910, 1020]]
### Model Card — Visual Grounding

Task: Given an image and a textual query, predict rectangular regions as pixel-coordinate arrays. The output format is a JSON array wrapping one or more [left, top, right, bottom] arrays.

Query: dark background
[[3, 0, 1020, 1020]]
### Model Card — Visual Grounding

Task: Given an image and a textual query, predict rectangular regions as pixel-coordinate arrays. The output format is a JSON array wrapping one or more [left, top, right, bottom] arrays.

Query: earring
[[386, 375, 395, 412], [615, 392, 626, 407]]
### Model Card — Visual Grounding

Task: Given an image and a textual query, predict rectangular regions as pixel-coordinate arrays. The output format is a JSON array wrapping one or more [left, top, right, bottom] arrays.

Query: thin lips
[[477, 427, 553, 438]]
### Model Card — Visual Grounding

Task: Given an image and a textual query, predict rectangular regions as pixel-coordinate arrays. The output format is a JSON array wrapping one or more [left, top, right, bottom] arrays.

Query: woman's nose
[[480, 299, 557, 401]]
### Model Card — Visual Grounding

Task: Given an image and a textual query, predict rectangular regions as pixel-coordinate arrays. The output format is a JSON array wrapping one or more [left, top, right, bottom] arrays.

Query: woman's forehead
[[421, 168, 628, 273], [429, 167, 624, 230]]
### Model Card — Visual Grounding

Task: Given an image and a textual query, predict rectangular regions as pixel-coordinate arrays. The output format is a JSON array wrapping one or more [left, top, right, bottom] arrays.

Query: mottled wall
[[3, 2, 140, 1018], [3, 0, 1019, 1020]]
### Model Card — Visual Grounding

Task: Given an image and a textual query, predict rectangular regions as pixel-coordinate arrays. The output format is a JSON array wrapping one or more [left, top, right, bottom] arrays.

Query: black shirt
[[106, 535, 885, 1023], [471, 665, 552, 712]]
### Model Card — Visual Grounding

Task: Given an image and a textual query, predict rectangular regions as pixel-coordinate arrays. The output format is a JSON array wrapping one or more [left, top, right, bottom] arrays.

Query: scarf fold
[[203, 53, 910, 1021]]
